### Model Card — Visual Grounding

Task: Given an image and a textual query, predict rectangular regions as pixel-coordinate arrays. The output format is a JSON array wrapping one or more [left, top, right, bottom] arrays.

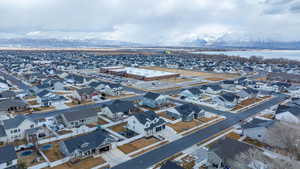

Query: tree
[[266, 122, 300, 160]]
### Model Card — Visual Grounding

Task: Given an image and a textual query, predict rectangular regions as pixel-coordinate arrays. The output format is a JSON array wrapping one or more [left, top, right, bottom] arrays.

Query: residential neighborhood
[[0, 49, 299, 169]]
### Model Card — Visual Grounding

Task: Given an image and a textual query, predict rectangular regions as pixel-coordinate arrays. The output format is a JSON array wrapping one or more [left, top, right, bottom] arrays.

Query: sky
[[0, 0, 300, 45]]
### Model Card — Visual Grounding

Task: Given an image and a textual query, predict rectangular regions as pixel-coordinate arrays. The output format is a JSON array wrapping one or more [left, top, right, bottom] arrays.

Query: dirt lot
[[232, 96, 271, 111], [109, 122, 127, 132], [118, 137, 160, 154], [130, 141, 168, 157], [50, 157, 106, 169], [167, 120, 203, 133], [32, 106, 56, 112], [226, 132, 241, 140], [141, 66, 239, 79], [42, 142, 64, 162], [159, 77, 193, 83]]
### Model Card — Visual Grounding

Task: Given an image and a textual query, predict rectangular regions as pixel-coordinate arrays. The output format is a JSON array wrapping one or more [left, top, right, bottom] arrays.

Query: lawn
[[167, 120, 203, 133], [118, 137, 160, 154], [50, 157, 106, 169], [158, 112, 177, 121], [86, 118, 109, 128], [243, 137, 270, 148], [232, 96, 271, 111], [109, 122, 127, 133], [42, 142, 64, 162]]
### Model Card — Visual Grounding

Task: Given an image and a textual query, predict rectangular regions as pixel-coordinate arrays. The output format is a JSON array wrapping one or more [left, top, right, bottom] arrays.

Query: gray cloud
[[0, 0, 299, 44]]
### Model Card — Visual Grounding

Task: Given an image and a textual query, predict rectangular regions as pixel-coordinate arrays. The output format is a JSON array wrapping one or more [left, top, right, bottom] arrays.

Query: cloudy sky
[[0, 0, 300, 45]]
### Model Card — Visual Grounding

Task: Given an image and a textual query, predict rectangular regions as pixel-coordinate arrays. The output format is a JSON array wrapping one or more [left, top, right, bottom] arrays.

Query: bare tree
[[266, 122, 300, 160], [229, 148, 298, 169]]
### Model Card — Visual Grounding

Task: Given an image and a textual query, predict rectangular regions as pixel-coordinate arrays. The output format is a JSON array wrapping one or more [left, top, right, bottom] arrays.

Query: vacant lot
[[118, 137, 160, 154], [167, 120, 203, 133], [141, 66, 239, 79], [50, 157, 106, 169], [109, 122, 127, 133], [232, 96, 271, 111]]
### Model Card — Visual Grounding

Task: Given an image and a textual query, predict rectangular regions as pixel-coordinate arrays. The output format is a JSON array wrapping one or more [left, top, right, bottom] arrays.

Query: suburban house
[[102, 83, 123, 96], [0, 99, 28, 114], [0, 115, 36, 142], [0, 145, 18, 169], [0, 91, 16, 100], [207, 138, 253, 169], [36, 90, 67, 107], [127, 111, 166, 136], [59, 108, 99, 128], [65, 74, 88, 85], [200, 84, 223, 95], [213, 92, 240, 108], [221, 80, 235, 89], [241, 118, 275, 144], [237, 87, 259, 100], [275, 105, 300, 124], [140, 92, 167, 108], [179, 88, 202, 100], [60, 129, 114, 161], [160, 160, 184, 169], [73, 87, 97, 102], [166, 103, 205, 121], [101, 100, 137, 120]]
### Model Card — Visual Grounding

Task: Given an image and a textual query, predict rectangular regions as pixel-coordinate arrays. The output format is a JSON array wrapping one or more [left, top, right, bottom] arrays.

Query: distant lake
[[192, 50, 300, 61]]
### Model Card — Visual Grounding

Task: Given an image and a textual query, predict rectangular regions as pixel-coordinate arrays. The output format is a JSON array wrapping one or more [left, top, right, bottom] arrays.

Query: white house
[[140, 92, 168, 108], [0, 145, 18, 169], [127, 111, 166, 136], [179, 88, 202, 100], [200, 84, 223, 95], [213, 92, 240, 108], [102, 84, 123, 96], [0, 115, 36, 142]]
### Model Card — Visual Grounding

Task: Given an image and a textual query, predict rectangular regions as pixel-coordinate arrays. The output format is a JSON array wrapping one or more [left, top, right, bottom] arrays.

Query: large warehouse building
[[100, 66, 180, 81]]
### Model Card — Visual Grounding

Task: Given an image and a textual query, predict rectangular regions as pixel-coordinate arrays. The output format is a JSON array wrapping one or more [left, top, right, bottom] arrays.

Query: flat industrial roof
[[109, 67, 179, 78]]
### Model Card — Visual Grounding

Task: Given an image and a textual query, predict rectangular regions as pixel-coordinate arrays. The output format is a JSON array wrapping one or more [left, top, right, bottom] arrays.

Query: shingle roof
[[63, 130, 112, 154], [160, 160, 184, 169], [242, 118, 274, 129], [62, 108, 98, 122], [105, 100, 135, 113], [3, 115, 31, 129], [134, 111, 165, 130], [37, 89, 50, 98], [210, 138, 253, 161], [174, 103, 202, 116], [76, 87, 96, 96], [0, 125, 7, 137], [276, 105, 300, 117], [0, 91, 16, 98], [0, 99, 27, 111], [0, 145, 17, 163], [187, 88, 202, 95], [220, 92, 239, 102], [243, 88, 258, 95], [144, 92, 161, 100]]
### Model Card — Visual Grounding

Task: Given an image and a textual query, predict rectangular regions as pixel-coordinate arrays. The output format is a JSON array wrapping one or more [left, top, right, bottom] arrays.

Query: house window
[[257, 134, 261, 138], [30, 124, 34, 128]]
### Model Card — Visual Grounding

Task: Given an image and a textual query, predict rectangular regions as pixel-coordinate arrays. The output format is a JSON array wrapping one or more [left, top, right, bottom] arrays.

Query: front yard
[[50, 157, 107, 169], [232, 96, 271, 111], [167, 120, 203, 133], [118, 137, 160, 154], [109, 122, 127, 132]]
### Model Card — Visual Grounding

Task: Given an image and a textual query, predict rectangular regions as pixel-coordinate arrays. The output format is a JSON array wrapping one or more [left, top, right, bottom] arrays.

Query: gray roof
[[62, 108, 98, 122], [0, 91, 16, 98], [0, 125, 7, 137], [174, 103, 202, 116], [243, 88, 258, 95], [242, 118, 274, 129], [3, 115, 31, 129], [76, 87, 96, 96], [160, 160, 184, 169], [134, 111, 166, 130], [0, 145, 17, 163], [105, 100, 135, 113], [0, 99, 27, 111], [210, 138, 253, 161], [63, 129, 112, 154], [187, 88, 202, 95], [37, 89, 51, 98], [144, 92, 161, 100], [275, 105, 300, 117], [219, 92, 239, 102]]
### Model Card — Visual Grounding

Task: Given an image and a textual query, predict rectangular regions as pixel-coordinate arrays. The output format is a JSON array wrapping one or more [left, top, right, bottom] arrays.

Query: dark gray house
[[60, 130, 114, 161], [59, 108, 99, 128], [167, 103, 205, 121], [0, 145, 18, 169]]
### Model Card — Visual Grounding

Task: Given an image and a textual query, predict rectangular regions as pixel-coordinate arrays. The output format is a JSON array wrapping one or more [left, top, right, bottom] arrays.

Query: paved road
[[0, 71, 31, 90], [112, 95, 287, 169]]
